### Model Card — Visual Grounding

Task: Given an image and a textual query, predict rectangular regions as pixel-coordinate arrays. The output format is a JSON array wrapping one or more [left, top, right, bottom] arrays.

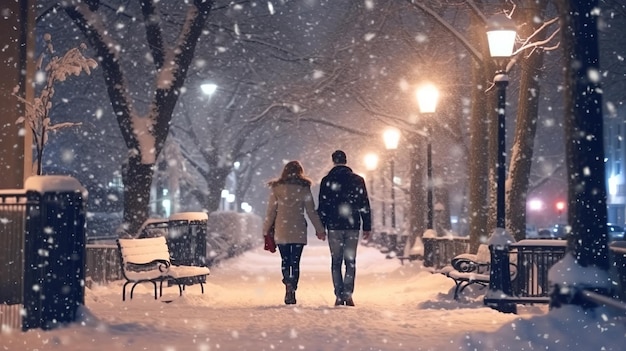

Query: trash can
[[139, 218, 169, 238], [22, 176, 86, 330], [168, 212, 208, 284]]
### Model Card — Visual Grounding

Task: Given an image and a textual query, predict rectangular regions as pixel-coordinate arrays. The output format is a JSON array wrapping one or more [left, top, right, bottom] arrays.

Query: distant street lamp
[[484, 13, 517, 314], [383, 128, 401, 234], [416, 83, 439, 230], [201, 83, 217, 96], [555, 201, 565, 223], [486, 13, 517, 230], [364, 153, 379, 236]]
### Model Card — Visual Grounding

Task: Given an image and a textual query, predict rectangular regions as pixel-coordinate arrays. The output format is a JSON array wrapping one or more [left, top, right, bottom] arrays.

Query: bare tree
[[60, 0, 214, 235]]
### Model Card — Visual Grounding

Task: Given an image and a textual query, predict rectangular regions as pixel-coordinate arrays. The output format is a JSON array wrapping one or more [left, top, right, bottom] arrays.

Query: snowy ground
[[2, 241, 625, 350]]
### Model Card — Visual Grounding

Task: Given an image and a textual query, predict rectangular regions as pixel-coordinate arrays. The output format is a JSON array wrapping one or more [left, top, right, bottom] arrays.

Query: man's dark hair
[[332, 150, 347, 165]]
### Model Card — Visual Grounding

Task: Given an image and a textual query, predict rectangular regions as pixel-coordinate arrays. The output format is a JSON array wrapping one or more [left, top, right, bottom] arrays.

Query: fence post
[[22, 176, 86, 330], [609, 241, 626, 302], [483, 228, 516, 314], [422, 229, 437, 268]]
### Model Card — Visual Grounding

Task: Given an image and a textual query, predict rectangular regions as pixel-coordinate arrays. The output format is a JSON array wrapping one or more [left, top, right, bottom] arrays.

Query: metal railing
[[423, 236, 470, 269], [0, 191, 27, 330], [509, 239, 568, 301]]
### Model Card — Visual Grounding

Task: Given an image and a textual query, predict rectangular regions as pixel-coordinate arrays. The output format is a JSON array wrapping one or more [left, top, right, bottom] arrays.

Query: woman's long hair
[[268, 160, 312, 187]]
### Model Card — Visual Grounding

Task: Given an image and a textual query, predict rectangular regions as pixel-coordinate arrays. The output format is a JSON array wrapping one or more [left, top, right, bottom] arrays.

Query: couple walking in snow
[[262, 150, 372, 306]]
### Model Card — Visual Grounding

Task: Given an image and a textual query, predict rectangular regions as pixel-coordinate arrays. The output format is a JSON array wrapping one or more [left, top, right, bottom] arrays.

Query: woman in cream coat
[[263, 161, 326, 304]]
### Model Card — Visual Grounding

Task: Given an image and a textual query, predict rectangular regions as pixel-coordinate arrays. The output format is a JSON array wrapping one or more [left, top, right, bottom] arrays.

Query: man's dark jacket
[[318, 165, 371, 231]]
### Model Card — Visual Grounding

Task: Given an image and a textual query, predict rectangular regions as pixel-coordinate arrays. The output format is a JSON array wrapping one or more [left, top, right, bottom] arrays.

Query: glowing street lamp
[[364, 153, 379, 235], [486, 13, 517, 230], [201, 83, 217, 96], [485, 13, 517, 314], [383, 128, 401, 233], [416, 83, 439, 230], [364, 153, 379, 172]]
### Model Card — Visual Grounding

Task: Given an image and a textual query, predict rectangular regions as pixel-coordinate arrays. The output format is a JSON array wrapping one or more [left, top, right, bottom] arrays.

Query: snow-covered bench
[[117, 236, 210, 301], [440, 244, 492, 299]]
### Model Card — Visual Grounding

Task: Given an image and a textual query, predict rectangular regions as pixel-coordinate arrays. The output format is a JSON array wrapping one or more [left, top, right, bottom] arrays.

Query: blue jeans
[[278, 244, 304, 290], [327, 230, 359, 299]]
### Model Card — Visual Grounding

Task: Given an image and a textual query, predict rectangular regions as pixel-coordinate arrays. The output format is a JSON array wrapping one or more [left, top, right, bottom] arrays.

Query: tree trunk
[[560, 0, 609, 269], [467, 11, 492, 253], [122, 157, 154, 235], [507, 2, 548, 242]]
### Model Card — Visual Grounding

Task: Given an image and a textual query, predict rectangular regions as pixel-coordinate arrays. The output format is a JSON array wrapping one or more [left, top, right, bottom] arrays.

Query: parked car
[[607, 224, 625, 241], [526, 224, 539, 238], [535, 224, 568, 239]]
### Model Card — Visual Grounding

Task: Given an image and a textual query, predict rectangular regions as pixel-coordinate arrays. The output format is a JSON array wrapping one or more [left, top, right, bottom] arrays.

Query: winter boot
[[283, 279, 296, 305]]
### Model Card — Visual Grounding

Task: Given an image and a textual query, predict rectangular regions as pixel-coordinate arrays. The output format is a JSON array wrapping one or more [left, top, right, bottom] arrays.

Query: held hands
[[316, 231, 327, 241]]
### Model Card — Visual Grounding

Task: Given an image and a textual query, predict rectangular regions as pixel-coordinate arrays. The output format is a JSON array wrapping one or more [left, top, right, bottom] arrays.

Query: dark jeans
[[327, 230, 359, 299], [277, 244, 304, 290]]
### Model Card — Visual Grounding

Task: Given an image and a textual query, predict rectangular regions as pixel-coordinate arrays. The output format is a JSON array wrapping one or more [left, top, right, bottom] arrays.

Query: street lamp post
[[383, 128, 401, 234], [484, 13, 517, 314], [486, 13, 516, 230], [364, 153, 379, 243], [416, 83, 439, 231]]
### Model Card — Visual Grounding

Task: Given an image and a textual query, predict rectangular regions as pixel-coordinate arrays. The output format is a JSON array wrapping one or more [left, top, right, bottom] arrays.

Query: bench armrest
[[125, 259, 171, 273], [451, 257, 490, 274]]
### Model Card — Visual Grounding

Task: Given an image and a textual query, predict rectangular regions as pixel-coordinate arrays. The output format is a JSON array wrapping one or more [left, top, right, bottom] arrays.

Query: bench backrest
[[118, 236, 171, 264], [475, 244, 491, 263], [117, 236, 171, 281]]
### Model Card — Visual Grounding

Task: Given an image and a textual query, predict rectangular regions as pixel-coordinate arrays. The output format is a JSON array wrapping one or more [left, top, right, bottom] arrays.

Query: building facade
[[604, 106, 626, 226]]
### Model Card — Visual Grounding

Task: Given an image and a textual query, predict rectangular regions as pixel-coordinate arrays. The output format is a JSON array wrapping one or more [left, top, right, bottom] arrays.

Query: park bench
[[441, 239, 567, 303], [440, 244, 493, 299], [117, 236, 210, 301]]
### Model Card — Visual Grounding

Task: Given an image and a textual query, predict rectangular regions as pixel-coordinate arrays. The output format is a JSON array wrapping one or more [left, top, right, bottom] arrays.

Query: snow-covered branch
[[13, 34, 97, 175], [513, 17, 561, 57]]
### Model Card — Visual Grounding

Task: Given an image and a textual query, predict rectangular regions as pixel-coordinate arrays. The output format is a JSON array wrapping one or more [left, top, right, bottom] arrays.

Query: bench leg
[[456, 280, 488, 299], [453, 281, 463, 300], [122, 281, 132, 301]]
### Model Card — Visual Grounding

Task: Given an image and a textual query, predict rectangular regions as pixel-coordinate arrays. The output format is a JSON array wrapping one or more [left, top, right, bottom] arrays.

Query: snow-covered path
[[3, 242, 547, 350]]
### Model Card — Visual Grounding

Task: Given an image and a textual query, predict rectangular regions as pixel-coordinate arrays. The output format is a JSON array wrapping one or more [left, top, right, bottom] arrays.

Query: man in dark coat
[[317, 150, 372, 306]]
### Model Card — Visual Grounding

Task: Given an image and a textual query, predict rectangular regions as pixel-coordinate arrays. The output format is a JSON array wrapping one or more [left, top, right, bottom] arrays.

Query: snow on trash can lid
[[24, 175, 85, 194], [169, 212, 208, 221]]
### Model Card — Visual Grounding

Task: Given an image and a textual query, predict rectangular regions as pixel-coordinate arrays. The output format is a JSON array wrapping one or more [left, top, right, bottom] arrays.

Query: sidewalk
[[2, 243, 546, 351]]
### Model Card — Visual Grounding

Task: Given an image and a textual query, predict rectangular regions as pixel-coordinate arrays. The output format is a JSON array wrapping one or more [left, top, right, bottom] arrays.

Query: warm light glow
[[555, 201, 565, 211], [383, 128, 401, 150], [416, 83, 439, 114], [486, 14, 517, 58], [201, 83, 217, 95], [364, 153, 379, 171], [528, 199, 543, 211]]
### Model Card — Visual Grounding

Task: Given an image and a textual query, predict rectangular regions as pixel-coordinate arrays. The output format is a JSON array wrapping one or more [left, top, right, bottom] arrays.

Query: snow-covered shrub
[[13, 33, 97, 175]]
